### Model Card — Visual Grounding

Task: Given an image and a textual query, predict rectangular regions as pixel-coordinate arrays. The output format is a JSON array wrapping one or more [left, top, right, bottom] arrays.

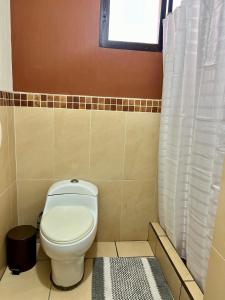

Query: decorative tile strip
[[0, 91, 14, 107], [0, 91, 161, 113]]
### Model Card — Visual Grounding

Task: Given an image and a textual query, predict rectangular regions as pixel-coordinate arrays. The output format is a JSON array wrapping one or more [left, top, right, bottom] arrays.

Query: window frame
[[99, 0, 169, 52], [168, 0, 174, 13]]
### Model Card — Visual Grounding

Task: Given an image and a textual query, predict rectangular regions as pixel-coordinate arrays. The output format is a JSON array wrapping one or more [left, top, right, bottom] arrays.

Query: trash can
[[7, 225, 37, 275]]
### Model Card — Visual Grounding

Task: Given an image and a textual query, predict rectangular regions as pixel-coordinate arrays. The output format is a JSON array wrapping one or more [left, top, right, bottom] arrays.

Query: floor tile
[[0, 261, 51, 300], [86, 242, 117, 258], [116, 241, 154, 257], [49, 259, 92, 300]]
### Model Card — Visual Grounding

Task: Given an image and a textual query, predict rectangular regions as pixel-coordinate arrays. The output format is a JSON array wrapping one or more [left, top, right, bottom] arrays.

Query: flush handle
[[71, 179, 79, 183]]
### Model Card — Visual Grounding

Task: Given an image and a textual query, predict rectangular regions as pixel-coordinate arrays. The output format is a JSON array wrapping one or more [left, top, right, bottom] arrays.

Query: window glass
[[172, 0, 182, 11], [108, 0, 162, 44]]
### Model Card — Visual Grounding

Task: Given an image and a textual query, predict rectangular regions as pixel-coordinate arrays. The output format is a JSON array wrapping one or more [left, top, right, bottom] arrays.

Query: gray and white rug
[[92, 257, 174, 300]]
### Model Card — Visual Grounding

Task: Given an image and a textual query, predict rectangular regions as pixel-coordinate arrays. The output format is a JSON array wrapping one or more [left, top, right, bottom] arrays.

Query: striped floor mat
[[92, 257, 173, 300]]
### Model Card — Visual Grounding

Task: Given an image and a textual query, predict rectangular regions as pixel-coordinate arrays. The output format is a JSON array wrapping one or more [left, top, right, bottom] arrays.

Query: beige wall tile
[[7, 107, 16, 183], [154, 171, 159, 210], [8, 182, 18, 227], [155, 240, 182, 300], [17, 180, 53, 226], [205, 160, 225, 299], [0, 107, 11, 193], [120, 180, 157, 241], [0, 184, 17, 278], [0, 105, 17, 278], [15, 107, 54, 179], [212, 165, 225, 257], [0, 189, 11, 278], [54, 109, 90, 179], [204, 247, 225, 300], [124, 113, 160, 180], [86, 242, 117, 258], [94, 180, 122, 241], [90, 111, 125, 180], [13, 108, 161, 242]]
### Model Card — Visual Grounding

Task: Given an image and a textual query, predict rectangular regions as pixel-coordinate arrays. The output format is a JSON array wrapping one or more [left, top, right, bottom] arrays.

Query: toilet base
[[50, 272, 84, 291], [51, 256, 84, 289]]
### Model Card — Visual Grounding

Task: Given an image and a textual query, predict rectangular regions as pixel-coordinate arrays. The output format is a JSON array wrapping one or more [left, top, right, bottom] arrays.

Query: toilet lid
[[41, 206, 94, 244]]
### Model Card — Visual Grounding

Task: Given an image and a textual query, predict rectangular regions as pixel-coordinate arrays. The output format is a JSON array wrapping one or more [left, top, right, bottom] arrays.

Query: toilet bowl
[[40, 179, 98, 289]]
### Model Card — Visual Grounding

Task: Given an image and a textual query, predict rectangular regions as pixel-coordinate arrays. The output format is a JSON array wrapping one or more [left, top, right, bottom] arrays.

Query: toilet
[[40, 179, 98, 289]]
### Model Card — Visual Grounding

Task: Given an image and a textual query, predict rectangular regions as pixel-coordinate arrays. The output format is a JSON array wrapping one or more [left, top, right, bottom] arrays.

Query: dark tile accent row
[[0, 91, 161, 113]]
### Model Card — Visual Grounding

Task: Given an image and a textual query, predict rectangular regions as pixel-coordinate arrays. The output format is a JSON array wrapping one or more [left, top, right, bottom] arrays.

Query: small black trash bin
[[7, 225, 37, 275]]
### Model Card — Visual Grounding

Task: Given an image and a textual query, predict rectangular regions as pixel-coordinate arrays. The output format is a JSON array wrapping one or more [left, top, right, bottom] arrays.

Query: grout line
[[48, 283, 52, 300], [153, 167, 158, 223], [15, 178, 157, 183], [178, 283, 182, 300], [52, 104, 56, 180], [115, 242, 119, 257], [17, 177, 54, 182], [0, 266, 8, 281], [119, 184, 123, 241], [13, 106, 19, 225], [112, 240, 140, 244], [5, 105, 13, 181], [115, 108, 127, 242], [0, 180, 16, 198], [88, 110, 92, 178], [212, 245, 225, 262], [122, 112, 127, 180], [4, 106, 18, 224]]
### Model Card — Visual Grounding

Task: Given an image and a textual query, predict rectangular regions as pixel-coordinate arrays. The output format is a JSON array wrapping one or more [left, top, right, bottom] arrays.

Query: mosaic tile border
[[0, 91, 161, 113]]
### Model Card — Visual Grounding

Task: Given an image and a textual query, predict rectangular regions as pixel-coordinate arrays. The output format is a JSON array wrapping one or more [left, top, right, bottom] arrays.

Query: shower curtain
[[158, 0, 225, 290]]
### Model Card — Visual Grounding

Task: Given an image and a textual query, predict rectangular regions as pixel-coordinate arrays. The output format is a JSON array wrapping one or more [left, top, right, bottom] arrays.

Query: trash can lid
[[7, 225, 36, 241]]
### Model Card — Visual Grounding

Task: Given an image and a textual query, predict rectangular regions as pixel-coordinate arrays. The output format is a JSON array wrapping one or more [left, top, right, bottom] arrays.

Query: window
[[99, 0, 168, 52]]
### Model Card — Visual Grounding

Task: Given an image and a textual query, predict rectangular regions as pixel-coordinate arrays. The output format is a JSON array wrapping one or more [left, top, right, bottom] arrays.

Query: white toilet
[[40, 179, 98, 289]]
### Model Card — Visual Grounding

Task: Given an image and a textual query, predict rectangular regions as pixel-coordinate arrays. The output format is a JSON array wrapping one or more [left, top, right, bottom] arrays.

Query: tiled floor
[[0, 241, 153, 300]]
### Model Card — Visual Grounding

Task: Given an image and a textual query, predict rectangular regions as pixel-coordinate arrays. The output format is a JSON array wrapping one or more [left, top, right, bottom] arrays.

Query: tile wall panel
[[0, 91, 161, 113], [1, 90, 161, 241], [0, 92, 17, 278]]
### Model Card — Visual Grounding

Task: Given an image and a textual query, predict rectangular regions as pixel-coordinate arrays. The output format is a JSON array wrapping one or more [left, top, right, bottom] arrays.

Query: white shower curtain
[[159, 0, 225, 290]]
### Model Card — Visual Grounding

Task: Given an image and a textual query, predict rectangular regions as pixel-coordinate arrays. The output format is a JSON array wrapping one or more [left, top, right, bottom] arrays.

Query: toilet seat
[[41, 205, 94, 244]]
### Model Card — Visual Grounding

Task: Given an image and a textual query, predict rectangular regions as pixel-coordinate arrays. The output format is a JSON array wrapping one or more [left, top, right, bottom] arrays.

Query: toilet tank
[[48, 179, 98, 196], [44, 180, 98, 214]]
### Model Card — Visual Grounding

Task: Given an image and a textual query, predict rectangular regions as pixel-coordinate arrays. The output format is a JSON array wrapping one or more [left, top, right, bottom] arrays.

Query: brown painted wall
[[11, 0, 163, 99]]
